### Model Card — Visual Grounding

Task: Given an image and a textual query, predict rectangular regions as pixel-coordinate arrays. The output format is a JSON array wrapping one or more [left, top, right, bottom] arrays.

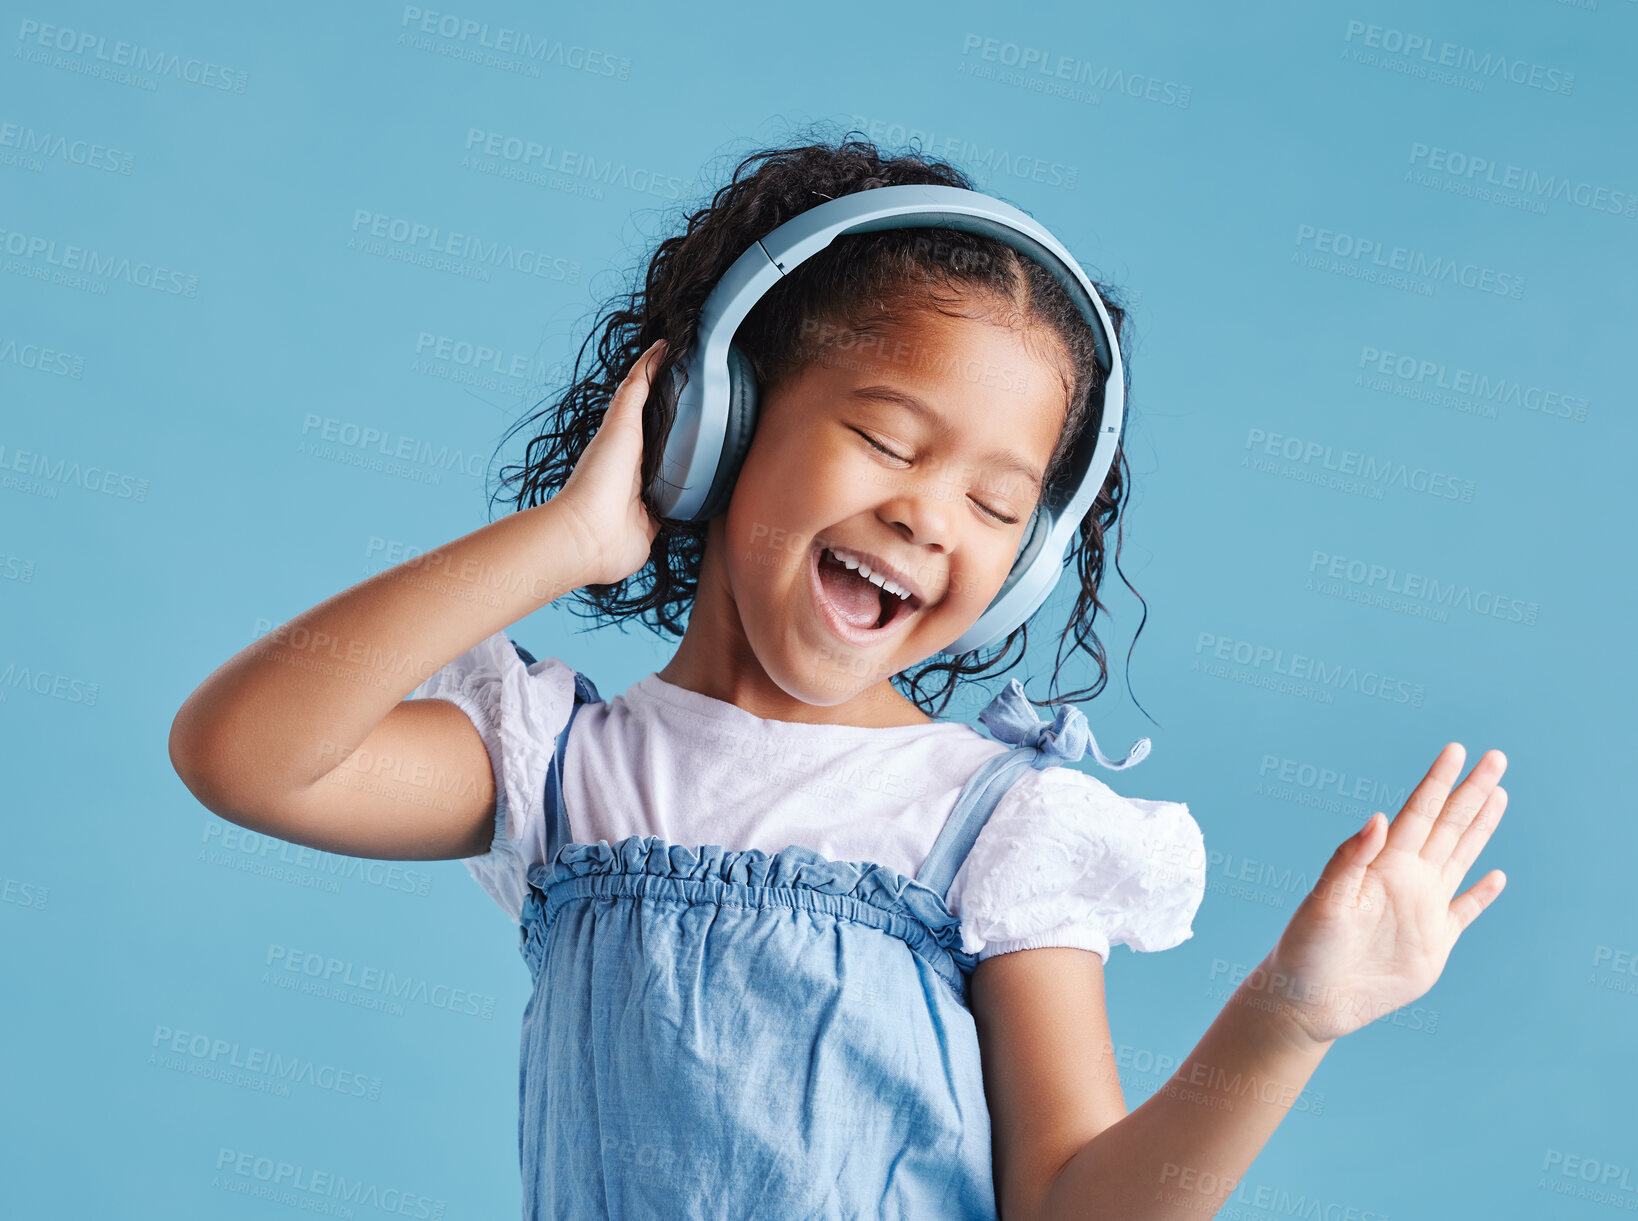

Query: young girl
[[169, 136, 1510, 1221]]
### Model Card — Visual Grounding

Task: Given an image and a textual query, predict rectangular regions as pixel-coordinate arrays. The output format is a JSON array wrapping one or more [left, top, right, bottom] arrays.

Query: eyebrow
[[847, 385, 1045, 491]]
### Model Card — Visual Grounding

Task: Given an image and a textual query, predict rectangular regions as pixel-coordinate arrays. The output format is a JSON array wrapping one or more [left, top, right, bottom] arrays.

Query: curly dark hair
[[487, 127, 1151, 723]]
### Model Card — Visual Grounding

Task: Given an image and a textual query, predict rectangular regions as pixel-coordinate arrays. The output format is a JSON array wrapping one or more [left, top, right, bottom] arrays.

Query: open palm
[[1261, 743, 1509, 1045]]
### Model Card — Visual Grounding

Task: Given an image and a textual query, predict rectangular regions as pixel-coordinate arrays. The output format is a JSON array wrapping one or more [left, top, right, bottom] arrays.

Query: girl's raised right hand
[[555, 337, 669, 587]]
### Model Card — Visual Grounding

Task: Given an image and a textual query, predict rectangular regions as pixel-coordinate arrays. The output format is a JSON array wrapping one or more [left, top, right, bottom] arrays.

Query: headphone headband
[[650, 183, 1126, 655]]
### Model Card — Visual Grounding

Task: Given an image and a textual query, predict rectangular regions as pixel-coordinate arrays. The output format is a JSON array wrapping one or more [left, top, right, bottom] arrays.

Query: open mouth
[[808, 543, 921, 643]]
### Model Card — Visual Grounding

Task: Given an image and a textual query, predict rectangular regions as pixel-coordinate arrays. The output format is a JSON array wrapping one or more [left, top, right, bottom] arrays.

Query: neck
[[656, 642, 936, 728]]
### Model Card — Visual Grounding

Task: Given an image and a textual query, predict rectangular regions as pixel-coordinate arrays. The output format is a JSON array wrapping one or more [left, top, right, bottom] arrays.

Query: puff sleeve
[[946, 765, 1207, 964], [406, 630, 577, 923]]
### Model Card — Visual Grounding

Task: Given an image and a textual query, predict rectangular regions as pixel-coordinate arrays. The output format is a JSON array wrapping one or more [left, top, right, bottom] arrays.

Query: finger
[[1384, 742, 1465, 856], [629, 336, 667, 373], [1449, 868, 1506, 934], [1442, 784, 1508, 893], [1313, 811, 1386, 910], [1420, 749, 1508, 869], [593, 342, 668, 455], [631, 337, 668, 384]]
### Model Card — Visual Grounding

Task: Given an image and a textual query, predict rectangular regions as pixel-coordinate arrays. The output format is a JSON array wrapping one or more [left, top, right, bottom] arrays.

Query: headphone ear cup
[[997, 504, 1048, 594], [694, 342, 760, 520]]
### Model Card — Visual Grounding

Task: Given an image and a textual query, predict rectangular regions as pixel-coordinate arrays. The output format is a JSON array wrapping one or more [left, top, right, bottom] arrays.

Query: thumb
[[1312, 812, 1385, 910], [586, 340, 665, 457]]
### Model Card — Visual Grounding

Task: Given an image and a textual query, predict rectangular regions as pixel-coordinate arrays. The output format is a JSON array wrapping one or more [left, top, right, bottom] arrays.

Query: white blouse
[[409, 630, 1206, 964]]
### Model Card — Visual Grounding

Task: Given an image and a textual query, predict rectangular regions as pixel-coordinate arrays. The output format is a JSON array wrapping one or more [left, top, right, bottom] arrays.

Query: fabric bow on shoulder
[[978, 678, 1151, 771]]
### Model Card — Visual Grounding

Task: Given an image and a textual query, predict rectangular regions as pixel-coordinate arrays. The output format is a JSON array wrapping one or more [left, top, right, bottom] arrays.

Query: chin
[[771, 656, 872, 708]]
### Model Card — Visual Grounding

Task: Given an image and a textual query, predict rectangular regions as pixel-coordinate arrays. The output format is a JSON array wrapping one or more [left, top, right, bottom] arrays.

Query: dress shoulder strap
[[914, 679, 1151, 903], [541, 669, 603, 869], [914, 749, 1039, 901]]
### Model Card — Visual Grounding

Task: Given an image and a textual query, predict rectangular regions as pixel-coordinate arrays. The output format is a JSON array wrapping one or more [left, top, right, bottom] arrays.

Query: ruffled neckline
[[526, 835, 979, 979]]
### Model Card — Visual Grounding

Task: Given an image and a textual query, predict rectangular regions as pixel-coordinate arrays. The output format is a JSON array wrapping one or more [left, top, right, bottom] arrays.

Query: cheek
[[724, 497, 811, 598], [730, 438, 852, 543], [944, 550, 1016, 613]]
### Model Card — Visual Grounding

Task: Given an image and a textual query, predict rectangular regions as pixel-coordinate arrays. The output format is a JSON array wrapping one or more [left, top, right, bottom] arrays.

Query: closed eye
[[855, 428, 909, 463], [852, 429, 1019, 525]]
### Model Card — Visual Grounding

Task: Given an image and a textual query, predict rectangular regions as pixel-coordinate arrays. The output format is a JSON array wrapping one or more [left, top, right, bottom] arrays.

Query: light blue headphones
[[648, 183, 1127, 656]]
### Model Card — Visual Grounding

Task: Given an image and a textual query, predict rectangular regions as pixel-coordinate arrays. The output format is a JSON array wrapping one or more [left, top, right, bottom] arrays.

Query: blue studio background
[[3, 1, 1633, 1217]]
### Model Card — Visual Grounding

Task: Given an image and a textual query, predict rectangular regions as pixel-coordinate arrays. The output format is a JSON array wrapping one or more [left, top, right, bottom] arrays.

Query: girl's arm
[[974, 946, 1330, 1221], [974, 742, 1510, 1221], [167, 339, 667, 860]]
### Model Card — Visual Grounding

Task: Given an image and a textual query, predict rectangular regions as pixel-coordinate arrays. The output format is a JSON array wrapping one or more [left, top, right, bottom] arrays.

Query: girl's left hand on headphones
[[1251, 743, 1509, 1047]]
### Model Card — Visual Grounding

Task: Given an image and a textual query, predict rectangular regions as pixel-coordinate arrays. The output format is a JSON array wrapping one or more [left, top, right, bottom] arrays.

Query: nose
[[878, 471, 954, 558]]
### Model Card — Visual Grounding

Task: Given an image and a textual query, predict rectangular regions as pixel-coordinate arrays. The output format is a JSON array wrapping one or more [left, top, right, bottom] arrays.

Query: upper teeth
[[825, 547, 912, 602]]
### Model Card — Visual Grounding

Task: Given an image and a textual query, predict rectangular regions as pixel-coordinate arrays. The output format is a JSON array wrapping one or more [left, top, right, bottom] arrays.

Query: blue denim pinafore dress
[[509, 649, 1147, 1219]]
